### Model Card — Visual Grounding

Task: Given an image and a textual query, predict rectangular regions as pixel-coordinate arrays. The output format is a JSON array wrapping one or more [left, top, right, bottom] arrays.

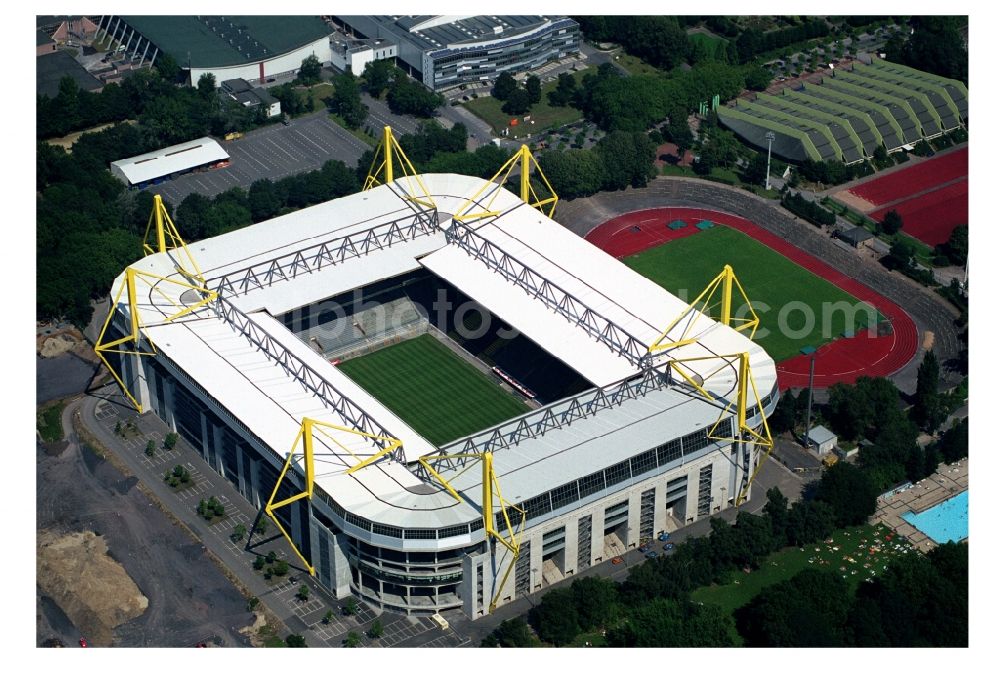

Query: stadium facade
[[102, 165, 777, 618], [334, 15, 580, 90]]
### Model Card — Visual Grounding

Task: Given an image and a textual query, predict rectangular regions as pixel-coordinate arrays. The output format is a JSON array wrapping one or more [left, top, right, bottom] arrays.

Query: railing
[[208, 205, 439, 298], [210, 296, 400, 454], [445, 218, 653, 370]]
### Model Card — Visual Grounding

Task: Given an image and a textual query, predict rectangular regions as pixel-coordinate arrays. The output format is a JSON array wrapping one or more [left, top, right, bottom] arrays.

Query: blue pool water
[[901, 490, 968, 544]]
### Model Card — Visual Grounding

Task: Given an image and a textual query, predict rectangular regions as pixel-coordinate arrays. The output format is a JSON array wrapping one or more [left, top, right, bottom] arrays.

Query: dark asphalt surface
[[153, 111, 370, 206], [555, 176, 963, 395], [36, 401, 253, 647], [36, 354, 96, 405]]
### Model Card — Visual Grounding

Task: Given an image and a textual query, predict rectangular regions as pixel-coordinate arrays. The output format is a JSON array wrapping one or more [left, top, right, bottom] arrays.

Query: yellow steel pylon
[[94, 268, 218, 412], [142, 194, 206, 285], [363, 125, 437, 210], [649, 265, 760, 353], [452, 144, 558, 223], [418, 451, 525, 612], [263, 418, 403, 575], [663, 352, 773, 505]]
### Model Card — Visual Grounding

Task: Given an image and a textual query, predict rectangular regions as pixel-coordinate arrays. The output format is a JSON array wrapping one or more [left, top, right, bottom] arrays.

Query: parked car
[[639, 543, 651, 553], [611, 556, 624, 565], [644, 551, 659, 559], [657, 532, 670, 541], [663, 542, 675, 551], [79, 637, 88, 648]]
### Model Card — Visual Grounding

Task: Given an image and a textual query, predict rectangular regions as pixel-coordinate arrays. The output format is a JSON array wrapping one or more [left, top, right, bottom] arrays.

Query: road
[[555, 176, 964, 395]]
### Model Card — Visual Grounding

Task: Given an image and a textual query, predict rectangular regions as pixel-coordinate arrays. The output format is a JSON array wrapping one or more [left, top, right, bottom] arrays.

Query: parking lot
[[153, 112, 370, 206]]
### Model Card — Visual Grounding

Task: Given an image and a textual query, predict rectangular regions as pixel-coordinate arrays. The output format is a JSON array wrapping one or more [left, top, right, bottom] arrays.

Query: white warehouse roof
[[110, 137, 229, 186]]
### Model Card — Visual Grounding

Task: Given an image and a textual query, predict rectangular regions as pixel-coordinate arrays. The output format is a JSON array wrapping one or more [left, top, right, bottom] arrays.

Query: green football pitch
[[624, 227, 881, 362], [337, 333, 531, 446]]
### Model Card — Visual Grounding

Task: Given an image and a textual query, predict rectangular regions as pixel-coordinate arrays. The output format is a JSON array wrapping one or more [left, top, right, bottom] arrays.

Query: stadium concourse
[[555, 177, 962, 395], [584, 206, 918, 390], [99, 168, 777, 618]]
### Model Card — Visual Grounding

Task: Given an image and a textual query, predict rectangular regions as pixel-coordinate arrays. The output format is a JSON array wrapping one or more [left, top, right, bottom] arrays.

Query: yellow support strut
[[452, 144, 558, 223], [142, 195, 206, 285], [363, 125, 437, 210], [94, 268, 218, 413], [649, 265, 760, 353], [663, 352, 774, 506], [263, 418, 402, 575], [418, 451, 525, 612]]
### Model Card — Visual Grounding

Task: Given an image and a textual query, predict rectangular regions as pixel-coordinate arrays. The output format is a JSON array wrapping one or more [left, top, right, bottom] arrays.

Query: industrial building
[[97, 135, 777, 618], [110, 138, 229, 189], [719, 58, 968, 163], [334, 15, 580, 90], [91, 15, 332, 85], [221, 79, 282, 118]]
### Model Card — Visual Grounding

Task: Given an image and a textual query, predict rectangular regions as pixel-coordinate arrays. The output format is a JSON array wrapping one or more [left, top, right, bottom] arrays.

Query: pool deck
[[872, 457, 969, 553]]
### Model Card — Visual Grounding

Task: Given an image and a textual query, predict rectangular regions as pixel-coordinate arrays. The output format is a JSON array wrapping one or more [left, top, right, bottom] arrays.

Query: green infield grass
[[624, 226, 882, 361], [337, 333, 530, 446]]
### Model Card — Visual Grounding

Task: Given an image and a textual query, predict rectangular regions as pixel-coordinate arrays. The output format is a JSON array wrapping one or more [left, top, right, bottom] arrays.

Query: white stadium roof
[[112, 174, 777, 528], [110, 137, 229, 186]]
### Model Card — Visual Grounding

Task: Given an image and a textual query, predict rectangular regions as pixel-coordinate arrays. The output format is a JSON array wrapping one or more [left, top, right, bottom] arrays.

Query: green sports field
[[337, 334, 530, 446], [624, 227, 880, 362]]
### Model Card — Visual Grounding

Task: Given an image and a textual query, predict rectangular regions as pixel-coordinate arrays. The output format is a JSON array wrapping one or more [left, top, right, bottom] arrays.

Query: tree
[[481, 618, 535, 647], [501, 87, 532, 115], [525, 74, 542, 104], [769, 390, 798, 435], [329, 72, 367, 129], [763, 486, 789, 543], [785, 500, 835, 546], [247, 596, 260, 611], [913, 351, 945, 431], [938, 417, 968, 464], [232, 524, 247, 542], [271, 560, 289, 576], [164, 431, 178, 450], [248, 179, 282, 222], [538, 149, 605, 199], [197, 73, 217, 98], [571, 576, 618, 631], [361, 59, 395, 99], [595, 131, 656, 191], [368, 619, 383, 639], [344, 631, 362, 647], [879, 209, 903, 236], [253, 555, 266, 571], [285, 634, 307, 647], [935, 225, 967, 266], [529, 587, 580, 646], [297, 585, 310, 601], [155, 53, 181, 83], [323, 610, 334, 624], [344, 597, 358, 616], [735, 569, 852, 646], [609, 598, 736, 647], [548, 72, 578, 107], [145, 439, 156, 457], [298, 54, 322, 85], [744, 65, 772, 91], [492, 71, 517, 101], [815, 462, 878, 527], [387, 76, 443, 117], [743, 153, 769, 187]]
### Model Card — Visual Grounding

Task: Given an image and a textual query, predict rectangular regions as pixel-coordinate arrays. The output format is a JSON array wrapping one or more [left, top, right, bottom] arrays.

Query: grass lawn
[[614, 52, 663, 76], [302, 82, 333, 111], [624, 227, 881, 361], [328, 113, 377, 147], [462, 67, 592, 134], [691, 522, 908, 617], [688, 32, 729, 53], [37, 400, 66, 443], [337, 334, 530, 445]]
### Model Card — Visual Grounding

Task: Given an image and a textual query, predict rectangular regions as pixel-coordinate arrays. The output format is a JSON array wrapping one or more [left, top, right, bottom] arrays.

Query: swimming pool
[[901, 490, 968, 544]]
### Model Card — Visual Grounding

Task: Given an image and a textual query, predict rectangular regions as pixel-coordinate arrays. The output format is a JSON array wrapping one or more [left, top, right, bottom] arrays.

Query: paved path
[[555, 177, 963, 395]]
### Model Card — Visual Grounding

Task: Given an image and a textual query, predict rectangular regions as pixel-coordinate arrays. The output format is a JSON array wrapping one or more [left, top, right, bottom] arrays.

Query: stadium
[[96, 130, 777, 618]]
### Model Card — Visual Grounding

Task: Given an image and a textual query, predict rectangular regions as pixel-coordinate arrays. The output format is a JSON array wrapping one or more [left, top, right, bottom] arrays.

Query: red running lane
[[586, 207, 919, 389], [870, 178, 968, 246], [848, 147, 968, 207]]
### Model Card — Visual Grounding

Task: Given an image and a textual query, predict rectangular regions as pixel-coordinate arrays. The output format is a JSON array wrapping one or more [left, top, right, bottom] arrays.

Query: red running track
[[870, 178, 968, 246], [847, 147, 968, 207], [586, 207, 918, 389]]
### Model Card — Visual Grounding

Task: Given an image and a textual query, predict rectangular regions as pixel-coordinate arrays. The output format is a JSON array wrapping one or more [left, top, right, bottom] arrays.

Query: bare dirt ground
[[36, 426, 253, 647], [37, 530, 148, 646]]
